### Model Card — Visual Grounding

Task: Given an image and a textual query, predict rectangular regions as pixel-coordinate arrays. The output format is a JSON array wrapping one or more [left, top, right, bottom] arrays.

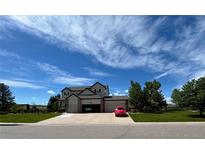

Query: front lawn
[[0, 113, 61, 123], [129, 110, 205, 122]]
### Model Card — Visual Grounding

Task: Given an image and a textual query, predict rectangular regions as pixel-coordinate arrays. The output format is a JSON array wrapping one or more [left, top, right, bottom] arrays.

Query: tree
[[129, 80, 166, 113], [195, 77, 205, 116], [143, 80, 167, 112], [47, 94, 60, 112], [181, 80, 197, 106], [0, 83, 15, 112], [128, 81, 144, 111], [171, 89, 183, 107], [171, 77, 205, 117]]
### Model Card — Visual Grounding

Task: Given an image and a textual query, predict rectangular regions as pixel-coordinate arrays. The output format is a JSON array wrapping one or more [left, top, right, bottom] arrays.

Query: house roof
[[104, 96, 128, 100], [67, 86, 90, 91], [61, 82, 108, 95], [78, 88, 96, 95], [65, 93, 81, 100], [79, 95, 102, 99], [89, 82, 107, 89], [61, 87, 71, 92]]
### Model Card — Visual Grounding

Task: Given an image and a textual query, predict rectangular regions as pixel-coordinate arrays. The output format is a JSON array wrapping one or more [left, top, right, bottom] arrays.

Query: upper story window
[[99, 89, 101, 92], [64, 92, 69, 95]]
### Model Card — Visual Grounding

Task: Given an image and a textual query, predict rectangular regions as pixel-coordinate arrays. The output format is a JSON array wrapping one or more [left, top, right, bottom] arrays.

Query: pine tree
[[171, 89, 183, 107], [128, 81, 144, 111], [0, 83, 15, 112], [143, 80, 166, 112], [47, 94, 60, 112]]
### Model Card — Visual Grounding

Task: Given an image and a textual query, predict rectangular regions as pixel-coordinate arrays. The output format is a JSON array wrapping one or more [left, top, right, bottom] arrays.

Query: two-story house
[[56, 82, 128, 113]]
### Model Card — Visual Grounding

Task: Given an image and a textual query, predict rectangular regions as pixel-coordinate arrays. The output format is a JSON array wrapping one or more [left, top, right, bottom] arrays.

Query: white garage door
[[104, 101, 127, 112]]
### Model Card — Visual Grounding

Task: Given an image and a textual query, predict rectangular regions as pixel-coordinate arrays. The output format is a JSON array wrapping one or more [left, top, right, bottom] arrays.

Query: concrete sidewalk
[[37, 113, 134, 125]]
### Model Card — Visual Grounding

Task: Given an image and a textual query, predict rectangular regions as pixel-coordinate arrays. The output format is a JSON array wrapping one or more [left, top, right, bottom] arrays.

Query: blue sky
[[0, 16, 205, 105]]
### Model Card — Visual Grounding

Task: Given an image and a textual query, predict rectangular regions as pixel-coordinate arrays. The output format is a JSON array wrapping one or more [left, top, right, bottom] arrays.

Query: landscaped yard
[[0, 113, 61, 123], [129, 110, 205, 122]]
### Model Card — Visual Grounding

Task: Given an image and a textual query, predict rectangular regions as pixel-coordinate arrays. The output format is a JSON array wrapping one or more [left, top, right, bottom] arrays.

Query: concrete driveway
[[37, 113, 134, 125]]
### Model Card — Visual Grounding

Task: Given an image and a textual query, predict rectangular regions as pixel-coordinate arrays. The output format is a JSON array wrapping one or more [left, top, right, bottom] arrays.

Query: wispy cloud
[[37, 62, 95, 86], [83, 67, 111, 77], [0, 48, 95, 87], [3, 16, 168, 70], [2, 16, 205, 83], [0, 49, 20, 59], [0, 79, 44, 89]]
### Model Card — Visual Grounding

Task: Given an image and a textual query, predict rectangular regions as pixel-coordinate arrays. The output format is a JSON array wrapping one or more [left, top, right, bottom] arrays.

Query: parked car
[[113, 106, 127, 117]]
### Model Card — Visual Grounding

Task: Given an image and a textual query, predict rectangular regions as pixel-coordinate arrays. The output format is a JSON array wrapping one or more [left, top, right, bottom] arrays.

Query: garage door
[[104, 101, 127, 112], [82, 104, 101, 113], [68, 103, 79, 113]]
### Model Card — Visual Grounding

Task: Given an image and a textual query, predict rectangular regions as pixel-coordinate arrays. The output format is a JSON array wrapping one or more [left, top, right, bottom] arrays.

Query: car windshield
[[117, 107, 124, 110]]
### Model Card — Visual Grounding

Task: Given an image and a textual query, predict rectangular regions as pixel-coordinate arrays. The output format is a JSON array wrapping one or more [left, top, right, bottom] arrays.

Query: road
[[1, 123, 205, 139]]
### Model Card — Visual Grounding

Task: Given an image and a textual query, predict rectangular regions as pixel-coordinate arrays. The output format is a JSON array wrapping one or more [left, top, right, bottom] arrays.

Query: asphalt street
[[1, 123, 205, 139]]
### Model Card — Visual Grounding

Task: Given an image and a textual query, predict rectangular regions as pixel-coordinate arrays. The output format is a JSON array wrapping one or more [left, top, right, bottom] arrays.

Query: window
[[99, 89, 101, 92], [94, 89, 96, 92], [64, 92, 66, 95]]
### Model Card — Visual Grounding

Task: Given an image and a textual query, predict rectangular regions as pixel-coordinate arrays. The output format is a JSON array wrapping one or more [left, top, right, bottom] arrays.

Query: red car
[[113, 106, 127, 117]]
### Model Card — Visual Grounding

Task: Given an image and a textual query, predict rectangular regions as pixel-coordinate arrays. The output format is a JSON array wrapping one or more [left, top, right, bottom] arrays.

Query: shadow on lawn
[[188, 115, 205, 118]]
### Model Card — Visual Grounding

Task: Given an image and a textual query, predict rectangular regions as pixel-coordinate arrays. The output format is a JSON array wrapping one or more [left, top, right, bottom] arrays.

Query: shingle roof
[[79, 95, 102, 99], [104, 96, 128, 100], [68, 86, 90, 91]]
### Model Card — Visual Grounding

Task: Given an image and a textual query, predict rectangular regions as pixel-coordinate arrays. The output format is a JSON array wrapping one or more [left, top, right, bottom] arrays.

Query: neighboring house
[[56, 82, 128, 113]]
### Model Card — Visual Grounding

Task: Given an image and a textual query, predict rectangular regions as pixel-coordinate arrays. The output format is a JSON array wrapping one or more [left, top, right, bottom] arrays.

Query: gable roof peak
[[78, 87, 96, 95], [65, 93, 81, 99], [61, 87, 71, 92], [90, 82, 107, 89]]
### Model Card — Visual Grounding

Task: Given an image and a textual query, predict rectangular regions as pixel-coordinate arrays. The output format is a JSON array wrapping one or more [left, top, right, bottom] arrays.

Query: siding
[[67, 95, 80, 113], [81, 99, 101, 105], [104, 100, 127, 112]]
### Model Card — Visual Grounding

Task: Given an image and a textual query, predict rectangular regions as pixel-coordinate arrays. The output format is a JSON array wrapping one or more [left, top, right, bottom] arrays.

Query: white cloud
[[111, 89, 128, 96], [2, 16, 205, 82], [165, 96, 172, 104], [0, 49, 20, 59], [0, 79, 44, 89], [53, 76, 94, 86], [5, 16, 168, 71], [47, 90, 55, 95], [37, 62, 95, 86], [83, 67, 111, 77]]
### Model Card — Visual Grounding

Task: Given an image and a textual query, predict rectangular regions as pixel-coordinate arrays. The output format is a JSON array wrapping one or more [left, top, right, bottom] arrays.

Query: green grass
[[129, 110, 205, 122], [0, 113, 61, 123]]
